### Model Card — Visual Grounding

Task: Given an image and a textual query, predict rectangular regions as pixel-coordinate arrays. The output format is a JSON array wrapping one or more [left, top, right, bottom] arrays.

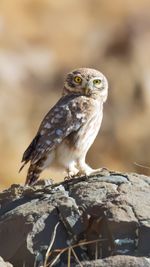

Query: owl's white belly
[[56, 107, 103, 169]]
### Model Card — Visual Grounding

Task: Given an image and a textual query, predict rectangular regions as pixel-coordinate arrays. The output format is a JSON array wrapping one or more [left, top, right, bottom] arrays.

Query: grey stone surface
[[75, 256, 150, 267], [0, 171, 150, 266]]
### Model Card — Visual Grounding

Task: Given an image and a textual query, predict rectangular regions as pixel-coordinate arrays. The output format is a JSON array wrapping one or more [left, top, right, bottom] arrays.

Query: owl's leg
[[77, 160, 94, 176], [65, 161, 79, 179]]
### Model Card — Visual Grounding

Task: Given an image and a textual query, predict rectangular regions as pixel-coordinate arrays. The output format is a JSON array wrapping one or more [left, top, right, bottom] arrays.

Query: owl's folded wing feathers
[[20, 95, 88, 169]]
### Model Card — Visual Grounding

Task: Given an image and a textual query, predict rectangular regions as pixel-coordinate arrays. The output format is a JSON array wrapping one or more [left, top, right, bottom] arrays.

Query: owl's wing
[[21, 95, 88, 167]]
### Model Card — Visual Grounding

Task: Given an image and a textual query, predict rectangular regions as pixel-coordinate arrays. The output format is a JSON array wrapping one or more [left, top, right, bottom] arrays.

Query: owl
[[20, 68, 108, 185]]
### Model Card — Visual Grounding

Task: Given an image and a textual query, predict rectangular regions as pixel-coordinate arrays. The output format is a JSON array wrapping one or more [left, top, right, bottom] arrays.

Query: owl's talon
[[90, 167, 110, 176], [64, 176, 69, 180], [64, 175, 73, 180], [64, 172, 82, 180]]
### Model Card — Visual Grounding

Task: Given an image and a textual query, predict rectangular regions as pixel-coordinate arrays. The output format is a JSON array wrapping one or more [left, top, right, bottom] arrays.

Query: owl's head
[[63, 68, 108, 102]]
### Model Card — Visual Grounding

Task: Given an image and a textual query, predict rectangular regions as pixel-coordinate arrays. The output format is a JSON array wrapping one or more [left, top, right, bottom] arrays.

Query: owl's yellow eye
[[74, 76, 82, 83], [93, 79, 101, 85]]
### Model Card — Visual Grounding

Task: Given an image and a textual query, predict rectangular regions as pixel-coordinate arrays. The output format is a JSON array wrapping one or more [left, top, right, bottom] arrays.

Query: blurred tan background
[[0, 0, 150, 190]]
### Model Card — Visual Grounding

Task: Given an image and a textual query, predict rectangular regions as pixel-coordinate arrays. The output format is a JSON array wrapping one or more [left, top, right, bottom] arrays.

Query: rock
[[0, 171, 150, 267], [76, 255, 150, 267]]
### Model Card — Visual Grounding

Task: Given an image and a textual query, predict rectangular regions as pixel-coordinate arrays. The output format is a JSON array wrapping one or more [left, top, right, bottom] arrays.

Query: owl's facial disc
[[84, 76, 108, 102], [85, 77, 103, 94], [64, 73, 84, 94], [64, 68, 108, 102], [74, 76, 82, 84], [93, 78, 102, 87]]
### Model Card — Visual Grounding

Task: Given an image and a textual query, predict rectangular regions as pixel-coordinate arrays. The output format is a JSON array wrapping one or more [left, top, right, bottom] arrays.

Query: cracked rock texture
[[75, 255, 150, 267], [0, 171, 150, 267]]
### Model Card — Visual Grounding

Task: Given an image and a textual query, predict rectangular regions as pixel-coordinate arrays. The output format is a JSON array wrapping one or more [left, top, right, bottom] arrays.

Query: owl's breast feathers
[[65, 97, 103, 153], [20, 94, 102, 169]]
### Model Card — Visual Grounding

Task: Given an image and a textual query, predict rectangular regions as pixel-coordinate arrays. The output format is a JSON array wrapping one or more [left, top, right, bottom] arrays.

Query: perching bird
[[20, 68, 108, 185]]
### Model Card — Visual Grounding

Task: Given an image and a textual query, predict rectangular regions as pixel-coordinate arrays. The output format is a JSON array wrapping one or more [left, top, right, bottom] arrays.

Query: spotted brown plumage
[[20, 68, 108, 185]]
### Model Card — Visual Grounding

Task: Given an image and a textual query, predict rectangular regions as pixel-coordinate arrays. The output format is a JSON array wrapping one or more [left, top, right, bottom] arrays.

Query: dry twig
[[46, 238, 107, 266], [134, 162, 150, 169], [43, 222, 60, 267]]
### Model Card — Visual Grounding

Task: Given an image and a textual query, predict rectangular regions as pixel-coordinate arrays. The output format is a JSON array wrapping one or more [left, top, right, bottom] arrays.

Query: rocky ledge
[[0, 170, 150, 267]]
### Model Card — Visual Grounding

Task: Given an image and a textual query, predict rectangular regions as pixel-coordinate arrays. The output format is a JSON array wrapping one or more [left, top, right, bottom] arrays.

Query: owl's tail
[[19, 134, 40, 173], [25, 163, 41, 185]]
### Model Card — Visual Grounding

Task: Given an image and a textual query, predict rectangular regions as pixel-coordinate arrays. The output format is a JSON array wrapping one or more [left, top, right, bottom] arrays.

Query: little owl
[[20, 68, 108, 185]]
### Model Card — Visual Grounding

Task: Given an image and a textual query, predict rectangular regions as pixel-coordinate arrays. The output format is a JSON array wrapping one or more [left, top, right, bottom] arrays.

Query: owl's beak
[[84, 83, 92, 95]]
